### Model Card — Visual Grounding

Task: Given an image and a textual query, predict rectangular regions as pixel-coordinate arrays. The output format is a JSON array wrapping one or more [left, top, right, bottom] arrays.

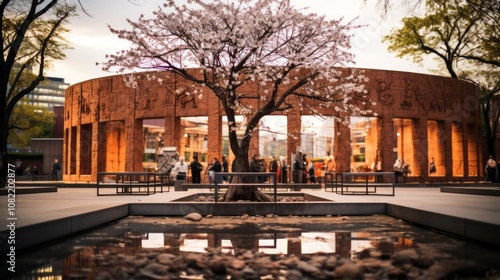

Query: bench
[[97, 172, 172, 196], [325, 172, 395, 196]]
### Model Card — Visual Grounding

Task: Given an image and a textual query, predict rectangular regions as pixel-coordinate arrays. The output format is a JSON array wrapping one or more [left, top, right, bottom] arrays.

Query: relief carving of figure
[[401, 78, 416, 108], [429, 95, 444, 112], [79, 94, 91, 115], [176, 90, 198, 109], [136, 83, 159, 110], [375, 78, 394, 106]]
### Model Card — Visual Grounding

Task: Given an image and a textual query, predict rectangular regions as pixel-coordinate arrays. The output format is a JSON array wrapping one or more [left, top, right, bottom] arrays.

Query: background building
[[20, 77, 68, 110], [9, 77, 66, 178]]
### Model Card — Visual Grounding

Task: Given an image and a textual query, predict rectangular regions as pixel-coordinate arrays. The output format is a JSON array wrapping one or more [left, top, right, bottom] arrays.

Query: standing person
[[206, 161, 214, 184], [375, 154, 383, 183], [269, 156, 278, 173], [302, 154, 308, 183], [250, 154, 260, 172], [52, 159, 61, 180], [250, 154, 262, 183], [221, 155, 229, 182], [231, 158, 237, 173], [209, 157, 223, 184], [268, 156, 278, 182], [402, 162, 411, 180], [258, 155, 267, 182], [307, 161, 316, 183], [485, 155, 498, 183], [429, 157, 437, 175], [172, 156, 188, 180], [32, 166, 38, 181], [280, 156, 288, 183], [250, 154, 264, 183], [393, 158, 403, 183], [24, 165, 31, 177], [326, 156, 335, 174], [189, 156, 203, 184], [15, 159, 23, 176], [293, 151, 304, 183]]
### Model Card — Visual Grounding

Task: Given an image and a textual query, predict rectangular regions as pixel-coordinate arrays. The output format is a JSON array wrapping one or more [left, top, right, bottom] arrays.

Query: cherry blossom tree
[[102, 0, 372, 201]]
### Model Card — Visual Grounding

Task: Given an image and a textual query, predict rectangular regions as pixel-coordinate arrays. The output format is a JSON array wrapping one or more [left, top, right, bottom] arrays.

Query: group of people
[[393, 158, 411, 183], [249, 154, 285, 183], [171, 154, 291, 184], [292, 151, 320, 184], [12, 158, 59, 180], [171, 153, 500, 185], [170, 155, 226, 184]]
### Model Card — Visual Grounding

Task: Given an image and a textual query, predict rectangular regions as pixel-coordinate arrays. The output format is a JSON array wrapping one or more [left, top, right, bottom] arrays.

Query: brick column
[[287, 107, 301, 156], [124, 118, 143, 172], [415, 116, 428, 182], [334, 120, 351, 173], [207, 95, 222, 161], [376, 117, 395, 174]]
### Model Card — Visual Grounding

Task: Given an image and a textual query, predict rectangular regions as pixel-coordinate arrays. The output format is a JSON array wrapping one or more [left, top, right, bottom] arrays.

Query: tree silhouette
[[1, 0, 76, 185]]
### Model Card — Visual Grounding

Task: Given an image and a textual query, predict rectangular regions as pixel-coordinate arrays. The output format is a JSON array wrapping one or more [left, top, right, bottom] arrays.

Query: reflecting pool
[[6, 215, 500, 279]]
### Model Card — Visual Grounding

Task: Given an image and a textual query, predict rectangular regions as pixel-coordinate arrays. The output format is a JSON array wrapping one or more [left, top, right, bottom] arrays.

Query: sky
[[48, 0, 435, 85]]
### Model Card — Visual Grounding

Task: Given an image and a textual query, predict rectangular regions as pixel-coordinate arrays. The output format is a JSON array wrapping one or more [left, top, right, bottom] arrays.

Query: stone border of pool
[[2, 198, 499, 254]]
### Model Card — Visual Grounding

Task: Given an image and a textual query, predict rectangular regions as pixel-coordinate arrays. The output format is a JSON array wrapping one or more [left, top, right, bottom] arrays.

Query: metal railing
[[324, 171, 395, 196], [97, 172, 171, 196]]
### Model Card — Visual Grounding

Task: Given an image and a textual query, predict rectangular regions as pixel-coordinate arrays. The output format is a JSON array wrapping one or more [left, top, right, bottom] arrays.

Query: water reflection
[[7, 216, 500, 279]]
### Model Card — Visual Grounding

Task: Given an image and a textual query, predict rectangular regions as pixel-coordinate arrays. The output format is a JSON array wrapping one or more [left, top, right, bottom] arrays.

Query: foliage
[[8, 103, 54, 149], [383, 0, 500, 157], [0, 0, 76, 183], [102, 0, 374, 201]]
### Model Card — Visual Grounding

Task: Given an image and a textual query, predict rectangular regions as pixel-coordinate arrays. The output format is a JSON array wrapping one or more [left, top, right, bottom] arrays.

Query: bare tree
[[102, 0, 372, 201]]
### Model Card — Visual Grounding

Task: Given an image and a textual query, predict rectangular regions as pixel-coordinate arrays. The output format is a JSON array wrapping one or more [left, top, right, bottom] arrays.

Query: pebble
[[89, 214, 494, 280], [92, 245, 492, 280]]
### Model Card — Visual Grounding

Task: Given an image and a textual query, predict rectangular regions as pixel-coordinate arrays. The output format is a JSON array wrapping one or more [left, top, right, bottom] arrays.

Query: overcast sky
[[49, 0, 434, 85]]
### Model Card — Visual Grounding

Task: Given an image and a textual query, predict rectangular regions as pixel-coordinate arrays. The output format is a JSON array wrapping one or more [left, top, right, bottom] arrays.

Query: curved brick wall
[[64, 68, 481, 183]]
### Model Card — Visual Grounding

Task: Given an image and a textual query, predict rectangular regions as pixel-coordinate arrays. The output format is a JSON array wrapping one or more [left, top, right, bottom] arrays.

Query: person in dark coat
[[302, 154, 309, 183], [189, 156, 203, 184], [222, 155, 229, 182], [250, 154, 265, 183], [293, 151, 304, 183], [209, 157, 223, 184], [280, 156, 288, 183], [52, 159, 61, 180]]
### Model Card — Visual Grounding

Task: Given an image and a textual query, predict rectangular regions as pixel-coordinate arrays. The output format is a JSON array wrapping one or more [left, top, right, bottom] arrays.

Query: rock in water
[[185, 212, 203, 221]]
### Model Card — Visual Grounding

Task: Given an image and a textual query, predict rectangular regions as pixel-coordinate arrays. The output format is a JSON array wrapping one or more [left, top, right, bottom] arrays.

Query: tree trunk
[[220, 154, 272, 202], [0, 115, 8, 187], [221, 184, 273, 202]]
